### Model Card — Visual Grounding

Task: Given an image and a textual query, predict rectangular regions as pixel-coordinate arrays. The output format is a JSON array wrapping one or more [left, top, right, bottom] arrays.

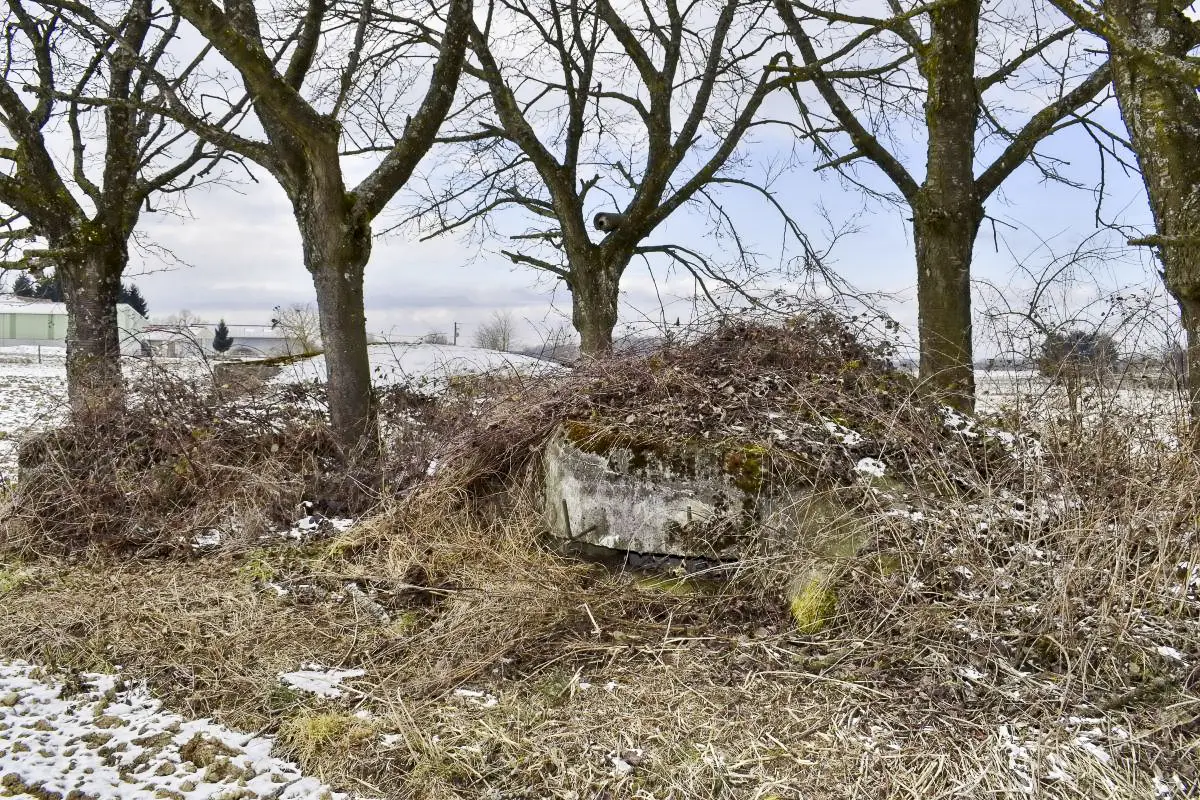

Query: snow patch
[[278, 664, 366, 699], [452, 688, 498, 708], [854, 457, 886, 477], [271, 343, 563, 396], [1155, 645, 1185, 662]]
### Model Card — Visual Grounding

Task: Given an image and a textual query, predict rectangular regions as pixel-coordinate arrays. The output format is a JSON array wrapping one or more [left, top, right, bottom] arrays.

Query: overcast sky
[[103, 6, 1164, 354], [128, 123, 1157, 353]]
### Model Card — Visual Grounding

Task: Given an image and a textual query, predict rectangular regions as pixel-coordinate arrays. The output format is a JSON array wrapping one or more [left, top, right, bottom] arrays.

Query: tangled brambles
[[4, 368, 347, 554], [404, 315, 1033, 505]]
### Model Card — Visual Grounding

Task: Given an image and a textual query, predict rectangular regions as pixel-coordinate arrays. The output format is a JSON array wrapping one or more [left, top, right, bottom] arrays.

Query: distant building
[[139, 322, 304, 359], [0, 295, 146, 354]]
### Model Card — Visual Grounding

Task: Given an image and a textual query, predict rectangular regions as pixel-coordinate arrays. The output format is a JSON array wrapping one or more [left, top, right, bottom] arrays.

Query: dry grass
[[0, 319, 1196, 798]]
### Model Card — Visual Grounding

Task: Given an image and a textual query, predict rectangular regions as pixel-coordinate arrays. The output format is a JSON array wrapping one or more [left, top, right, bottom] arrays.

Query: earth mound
[[425, 315, 1035, 562]]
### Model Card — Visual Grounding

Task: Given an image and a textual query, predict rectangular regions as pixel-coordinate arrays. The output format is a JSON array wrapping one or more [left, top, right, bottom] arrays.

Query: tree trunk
[[1104, 0, 1200, 434], [570, 262, 621, 356], [1180, 298, 1200, 429], [296, 187, 377, 458], [914, 0, 984, 411], [60, 243, 126, 424], [913, 197, 983, 410]]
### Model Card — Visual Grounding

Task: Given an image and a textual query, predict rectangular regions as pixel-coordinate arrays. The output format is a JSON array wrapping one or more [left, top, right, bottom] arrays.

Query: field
[[0, 350, 67, 485], [0, 341, 1196, 800]]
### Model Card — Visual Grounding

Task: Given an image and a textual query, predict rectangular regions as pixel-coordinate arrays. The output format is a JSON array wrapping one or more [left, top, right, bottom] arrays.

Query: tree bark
[[913, 196, 983, 410], [569, 261, 621, 356], [915, 0, 983, 411], [60, 238, 126, 423], [294, 175, 377, 457], [1181, 299, 1200, 428], [1103, 0, 1200, 432]]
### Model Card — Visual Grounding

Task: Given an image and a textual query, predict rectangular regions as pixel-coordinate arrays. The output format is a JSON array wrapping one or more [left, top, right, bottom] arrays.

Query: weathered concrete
[[542, 424, 871, 563], [543, 431, 752, 558]]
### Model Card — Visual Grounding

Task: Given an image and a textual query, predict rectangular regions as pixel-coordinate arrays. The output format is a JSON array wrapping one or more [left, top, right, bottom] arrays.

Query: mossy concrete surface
[[543, 430, 750, 558], [543, 425, 871, 564]]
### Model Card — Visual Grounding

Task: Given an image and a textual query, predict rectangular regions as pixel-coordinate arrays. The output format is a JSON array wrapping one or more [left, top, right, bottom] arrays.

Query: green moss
[[788, 576, 837, 634], [633, 574, 700, 595], [0, 565, 30, 596], [722, 444, 767, 494], [385, 611, 421, 637], [562, 419, 648, 456], [561, 419, 696, 478], [279, 712, 375, 765], [237, 551, 278, 584], [266, 685, 304, 712]]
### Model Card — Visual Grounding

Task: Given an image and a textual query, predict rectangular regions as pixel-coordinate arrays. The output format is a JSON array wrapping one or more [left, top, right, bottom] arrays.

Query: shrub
[[4, 369, 351, 553]]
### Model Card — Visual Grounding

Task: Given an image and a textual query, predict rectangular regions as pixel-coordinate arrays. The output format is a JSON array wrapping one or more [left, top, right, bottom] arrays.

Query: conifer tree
[[212, 319, 234, 354]]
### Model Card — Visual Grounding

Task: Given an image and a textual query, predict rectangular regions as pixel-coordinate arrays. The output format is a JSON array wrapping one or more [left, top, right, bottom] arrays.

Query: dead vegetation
[[397, 315, 1034, 513], [0, 317, 1196, 798], [0, 367, 350, 554]]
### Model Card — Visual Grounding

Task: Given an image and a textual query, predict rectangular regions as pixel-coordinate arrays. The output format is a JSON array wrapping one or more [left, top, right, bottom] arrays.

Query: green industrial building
[[0, 296, 146, 354]]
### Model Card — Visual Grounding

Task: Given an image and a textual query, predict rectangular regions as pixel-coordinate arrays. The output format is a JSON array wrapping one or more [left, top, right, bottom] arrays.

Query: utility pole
[[453, 322, 460, 346]]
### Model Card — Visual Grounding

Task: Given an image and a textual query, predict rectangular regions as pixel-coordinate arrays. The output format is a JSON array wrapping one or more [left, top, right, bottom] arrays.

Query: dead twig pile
[[3, 369, 345, 554]]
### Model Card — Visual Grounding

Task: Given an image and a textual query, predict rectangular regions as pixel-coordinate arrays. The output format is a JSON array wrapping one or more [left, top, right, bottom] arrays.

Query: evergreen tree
[[212, 319, 234, 353], [12, 273, 34, 297], [120, 283, 149, 317], [22, 274, 64, 301], [1039, 330, 1118, 379]]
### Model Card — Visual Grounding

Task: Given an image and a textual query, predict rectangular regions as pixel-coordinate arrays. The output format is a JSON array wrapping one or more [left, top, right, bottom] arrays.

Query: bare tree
[[0, 0, 226, 422], [1048, 0, 1200, 430], [472, 310, 515, 351], [773, 0, 1113, 409], [271, 303, 322, 354], [411, 0, 819, 355], [46, 0, 472, 455], [161, 309, 205, 327], [977, 232, 1173, 426]]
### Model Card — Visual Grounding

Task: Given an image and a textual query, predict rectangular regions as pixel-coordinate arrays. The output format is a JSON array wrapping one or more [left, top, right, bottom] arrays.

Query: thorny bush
[[4, 367, 351, 554], [405, 313, 1036, 505]]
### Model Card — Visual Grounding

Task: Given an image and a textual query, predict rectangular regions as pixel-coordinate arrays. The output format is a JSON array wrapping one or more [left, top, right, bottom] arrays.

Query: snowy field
[[271, 342, 565, 394], [976, 369, 1186, 444], [976, 368, 1184, 414], [0, 343, 565, 483], [0, 349, 68, 484], [0, 358, 1182, 485], [0, 661, 344, 800]]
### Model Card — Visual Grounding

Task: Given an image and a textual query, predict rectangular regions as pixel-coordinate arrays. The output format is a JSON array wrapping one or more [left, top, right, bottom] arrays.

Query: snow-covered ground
[[271, 343, 564, 395], [0, 660, 344, 800], [0, 347, 208, 482], [976, 369, 1185, 416], [976, 369, 1186, 445], [0, 356, 67, 484]]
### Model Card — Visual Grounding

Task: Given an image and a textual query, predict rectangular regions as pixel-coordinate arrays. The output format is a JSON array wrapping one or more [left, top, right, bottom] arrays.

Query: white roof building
[[139, 321, 305, 358], [0, 295, 146, 354]]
